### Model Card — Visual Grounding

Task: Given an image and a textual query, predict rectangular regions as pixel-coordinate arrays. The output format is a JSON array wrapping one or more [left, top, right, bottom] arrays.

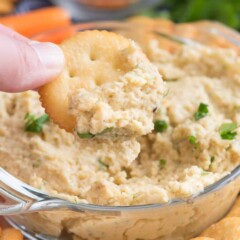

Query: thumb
[[0, 25, 64, 93]]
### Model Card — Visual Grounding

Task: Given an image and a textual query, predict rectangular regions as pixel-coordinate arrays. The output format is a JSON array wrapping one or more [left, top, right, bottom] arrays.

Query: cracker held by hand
[[39, 30, 166, 136]]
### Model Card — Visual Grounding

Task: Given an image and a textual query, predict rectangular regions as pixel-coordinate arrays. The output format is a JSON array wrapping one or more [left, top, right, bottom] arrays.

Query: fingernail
[[30, 42, 65, 74]]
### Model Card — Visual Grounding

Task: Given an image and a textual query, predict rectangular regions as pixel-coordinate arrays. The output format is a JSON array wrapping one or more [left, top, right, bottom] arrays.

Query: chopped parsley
[[98, 159, 109, 169], [159, 159, 166, 169], [194, 103, 209, 120], [163, 78, 178, 82], [24, 113, 49, 133], [209, 156, 215, 169], [98, 127, 114, 135], [32, 159, 42, 168], [188, 135, 199, 149], [132, 193, 138, 200], [188, 135, 197, 144], [73, 197, 79, 204], [77, 127, 114, 139], [219, 122, 237, 140], [210, 156, 215, 164], [154, 120, 168, 133], [201, 170, 210, 176], [77, 132, 94, 139]]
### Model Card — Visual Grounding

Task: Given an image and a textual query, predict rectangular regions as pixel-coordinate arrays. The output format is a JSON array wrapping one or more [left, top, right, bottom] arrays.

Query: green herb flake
[[77, 127, 114, 139], [210, 156, 215, 164], [32, 159, 42, 168], [194, 103, 209, 121], [163, 89, 170, 97], [24, 113, 49, 133], [209, 156, 215, 169], [201, 170, 210, 176], [188, 135, 197, 144], [219, 122, 238, 140], [188, 135, 199, 149], [97, 127, 114, 136], [73, 197, 79, 204], [98, 159, 109, 169], [154, 120, 168, 133], [132, 192, 140, 200], [77, 132, 94, 139], [163, 77, 178, 82], [159, 159, 167, 169]]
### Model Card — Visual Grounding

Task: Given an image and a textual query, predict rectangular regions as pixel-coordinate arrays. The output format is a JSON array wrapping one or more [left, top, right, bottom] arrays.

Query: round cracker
[[200, 217, 240, 240], [39, 30, 140, 132]]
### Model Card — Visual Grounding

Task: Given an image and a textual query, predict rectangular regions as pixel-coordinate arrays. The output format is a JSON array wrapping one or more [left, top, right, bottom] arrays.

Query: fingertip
[[0, 33, 65, 92], [30, 42, 65, 82]]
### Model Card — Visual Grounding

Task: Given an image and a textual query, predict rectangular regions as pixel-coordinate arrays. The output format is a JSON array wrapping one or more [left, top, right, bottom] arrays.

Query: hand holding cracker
[[0, 24, 64, 92], [39, 30, 166, 138]]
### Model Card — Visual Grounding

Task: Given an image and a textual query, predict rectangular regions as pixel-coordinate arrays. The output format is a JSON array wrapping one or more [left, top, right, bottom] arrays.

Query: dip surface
[[0, 45, 240, 206]]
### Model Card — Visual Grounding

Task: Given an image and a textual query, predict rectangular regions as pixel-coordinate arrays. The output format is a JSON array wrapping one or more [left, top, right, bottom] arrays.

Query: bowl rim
[[50, 0, 161, 22], [1, 165, 240, 213], [9, 21, 238, 213], [32, 21, 186, 43]]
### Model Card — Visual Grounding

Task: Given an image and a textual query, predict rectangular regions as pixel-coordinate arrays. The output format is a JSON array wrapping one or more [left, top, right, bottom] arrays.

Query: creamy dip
[[0, 45, 240, 207]]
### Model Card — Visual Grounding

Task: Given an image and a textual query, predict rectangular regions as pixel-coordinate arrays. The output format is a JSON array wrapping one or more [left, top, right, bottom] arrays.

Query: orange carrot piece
[[32, 26, 76, 44], [32, 23, 97, 43], [0, 7, 71, 37]]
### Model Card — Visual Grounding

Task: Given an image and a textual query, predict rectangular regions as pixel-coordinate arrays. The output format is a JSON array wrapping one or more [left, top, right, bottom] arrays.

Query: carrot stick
[[32, 26, 76, 44], [32, 23, 98, 44], [0, 7, 71, 37]]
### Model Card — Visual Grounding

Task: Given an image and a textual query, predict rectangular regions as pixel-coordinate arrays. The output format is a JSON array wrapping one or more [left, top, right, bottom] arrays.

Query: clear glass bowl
[[50, 0, 161, 21], [1, 21, 240, 240]]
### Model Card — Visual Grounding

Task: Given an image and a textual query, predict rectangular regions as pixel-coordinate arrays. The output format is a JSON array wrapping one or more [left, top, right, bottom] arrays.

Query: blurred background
[[1, 0, 240, 29]]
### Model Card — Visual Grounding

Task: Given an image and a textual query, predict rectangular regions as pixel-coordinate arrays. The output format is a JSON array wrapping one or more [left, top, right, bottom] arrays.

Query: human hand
[[0, 24, 64, 92]]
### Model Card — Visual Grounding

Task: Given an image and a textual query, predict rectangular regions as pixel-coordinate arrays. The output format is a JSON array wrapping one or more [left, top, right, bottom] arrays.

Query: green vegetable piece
[[97, 127, 114, 136], [77, 132, 94, 139], [210, 156, 215, 164], [98, 159, 109, 168], [154, 120, 168, 133], [24, 113, 49, 133], [77, 127, 114, 139], [188, 135, 197, 144], [201, 170, 210, 176], [188, 135, 199, 149], [159, 159, 167, 169], [194, 103, 209, 120], [32, 159, 42, 168], [219, 122, 237, 140], [209, 156, 215, 169]]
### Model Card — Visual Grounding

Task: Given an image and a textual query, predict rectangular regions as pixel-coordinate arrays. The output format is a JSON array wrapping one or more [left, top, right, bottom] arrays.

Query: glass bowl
[[50, 0, 161, 21], [1, 21, 240, 240]]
